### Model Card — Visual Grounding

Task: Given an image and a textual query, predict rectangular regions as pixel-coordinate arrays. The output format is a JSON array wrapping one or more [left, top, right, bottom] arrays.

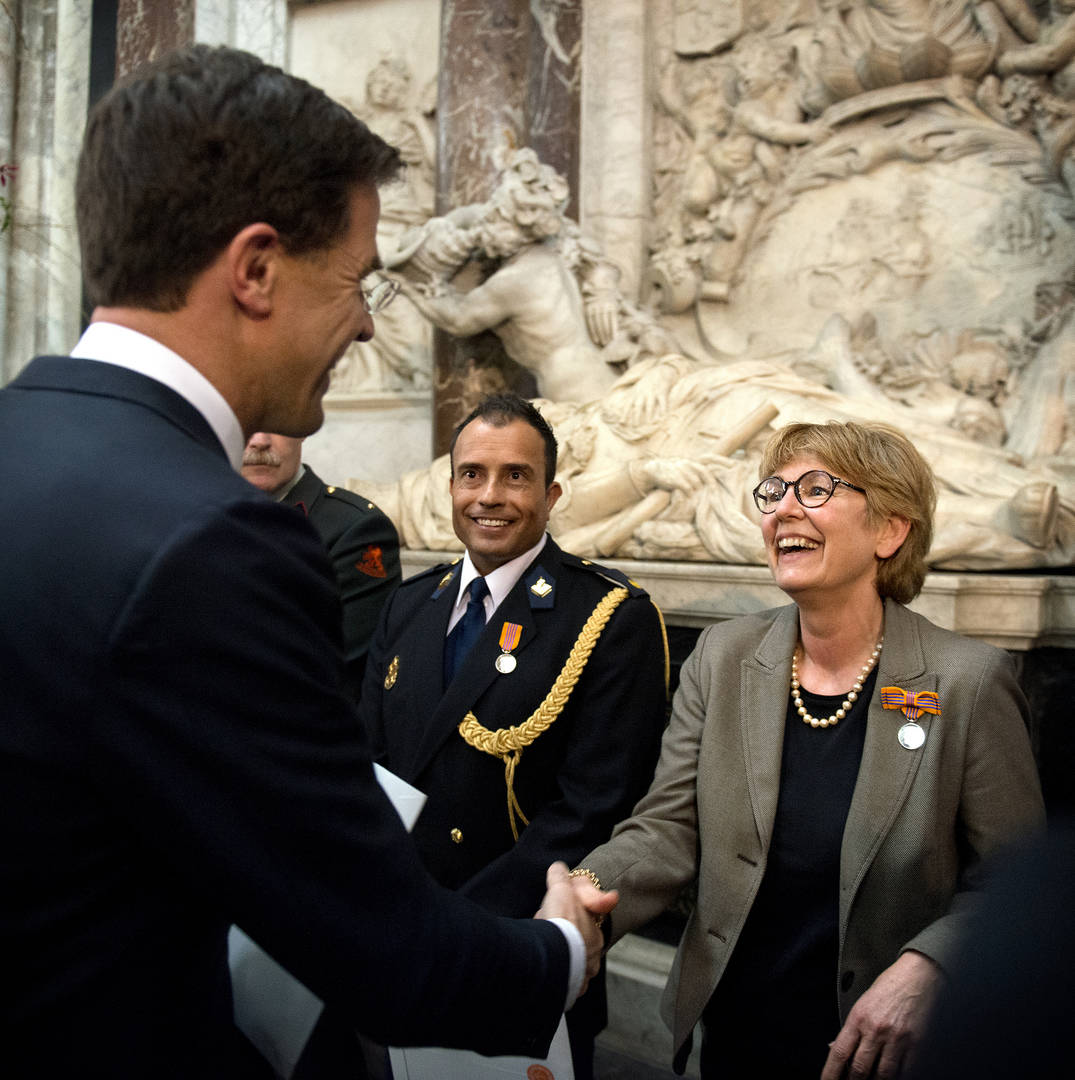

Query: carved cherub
[[994, 0, 1075, 97], [653, 35, 827, 307], [987, 1, 1075, 191]]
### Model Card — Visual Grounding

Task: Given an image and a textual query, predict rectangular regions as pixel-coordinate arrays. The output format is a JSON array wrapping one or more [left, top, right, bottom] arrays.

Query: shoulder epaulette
[[400, 556, 462, 596], [323, 484, 384, 515]]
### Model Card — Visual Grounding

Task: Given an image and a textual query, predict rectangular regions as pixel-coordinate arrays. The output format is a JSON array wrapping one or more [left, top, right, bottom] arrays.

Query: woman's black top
[[700, 666, 880, 1079]]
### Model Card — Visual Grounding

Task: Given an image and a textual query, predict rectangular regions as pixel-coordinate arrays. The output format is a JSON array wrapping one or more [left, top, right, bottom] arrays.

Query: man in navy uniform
[[0, 45, 611, 1078], [359, 393, 669, 1079], [242, 431, 402, 697]]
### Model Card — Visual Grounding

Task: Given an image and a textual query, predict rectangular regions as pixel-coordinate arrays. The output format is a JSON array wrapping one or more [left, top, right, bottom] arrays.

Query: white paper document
[[389, 1014, 574, 1080], [228, 925, 322, 1079], [372, 762, 426, 830], [229, 764, 427, 1077]]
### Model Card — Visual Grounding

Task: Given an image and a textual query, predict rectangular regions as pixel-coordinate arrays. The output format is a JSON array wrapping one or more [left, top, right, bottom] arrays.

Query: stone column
[[431, 0, 581, 456], [527, 0, 582, 223], [117, 0, 286, 74], [116, 0, 194, 76], [0, 0, 92, 381], [580, 0, 650, 301]]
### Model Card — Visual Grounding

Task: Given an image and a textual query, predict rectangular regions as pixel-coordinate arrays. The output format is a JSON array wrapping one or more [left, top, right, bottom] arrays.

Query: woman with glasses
[[572, 420, 1044, 1079]]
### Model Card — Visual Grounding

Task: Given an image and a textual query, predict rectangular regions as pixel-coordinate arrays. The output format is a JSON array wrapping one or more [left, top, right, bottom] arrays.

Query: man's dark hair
[[449, 393, 558, 486], [76, 44, 402, 311]]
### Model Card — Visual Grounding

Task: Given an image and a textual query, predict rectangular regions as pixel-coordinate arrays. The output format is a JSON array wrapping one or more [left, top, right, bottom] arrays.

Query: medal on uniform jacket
[[495, 622, 522, 673]]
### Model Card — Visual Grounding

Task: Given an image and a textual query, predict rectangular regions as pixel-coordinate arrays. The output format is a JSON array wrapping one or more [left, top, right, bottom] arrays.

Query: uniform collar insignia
[[525, 566, 555, 608]]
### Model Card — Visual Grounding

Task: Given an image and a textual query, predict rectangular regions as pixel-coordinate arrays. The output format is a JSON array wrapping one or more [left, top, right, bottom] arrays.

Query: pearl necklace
[[791, 638, 883, 729]]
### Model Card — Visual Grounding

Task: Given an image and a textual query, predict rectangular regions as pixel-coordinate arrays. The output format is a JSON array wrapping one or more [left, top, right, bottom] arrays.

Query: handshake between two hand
[[535, 862, 618, 994]]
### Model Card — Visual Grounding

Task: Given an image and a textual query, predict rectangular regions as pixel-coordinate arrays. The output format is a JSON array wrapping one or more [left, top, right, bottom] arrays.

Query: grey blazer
[[584, 599, 1045, 1068]]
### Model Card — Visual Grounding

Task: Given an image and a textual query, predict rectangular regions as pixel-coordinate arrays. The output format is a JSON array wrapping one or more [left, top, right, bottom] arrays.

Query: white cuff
[[548, 917, 585, 1010]]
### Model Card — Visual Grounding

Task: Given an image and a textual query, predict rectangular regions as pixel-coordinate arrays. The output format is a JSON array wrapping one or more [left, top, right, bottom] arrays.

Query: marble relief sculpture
[[651, 31, 829, 308], [356, 346, 1071, 570], [353, 0, 1075, 572], [329, 55, 436, 394]]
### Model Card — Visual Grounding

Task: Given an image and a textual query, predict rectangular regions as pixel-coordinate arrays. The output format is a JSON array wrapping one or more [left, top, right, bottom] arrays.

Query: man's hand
[[535, 862, 618, 991], [821, 951, 943, 1080]]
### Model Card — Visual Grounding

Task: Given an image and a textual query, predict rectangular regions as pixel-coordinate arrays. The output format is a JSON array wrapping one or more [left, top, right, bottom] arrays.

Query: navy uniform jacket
[[283, 467, 401, 698], [0, 357, 569, 1078], [359, 538, 668, 914]]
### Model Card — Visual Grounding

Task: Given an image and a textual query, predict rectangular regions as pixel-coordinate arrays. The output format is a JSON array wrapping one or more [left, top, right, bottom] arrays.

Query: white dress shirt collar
[[447, 533, 550, 634], [71, 322, 246, 471]]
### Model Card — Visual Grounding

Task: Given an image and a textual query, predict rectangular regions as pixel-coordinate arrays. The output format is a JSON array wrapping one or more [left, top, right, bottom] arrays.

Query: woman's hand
[[821, 950, 942, 1079]]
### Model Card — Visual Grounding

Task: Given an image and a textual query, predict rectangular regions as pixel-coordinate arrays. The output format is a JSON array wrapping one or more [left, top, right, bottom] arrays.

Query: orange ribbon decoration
[[880, 686, 941, 722]]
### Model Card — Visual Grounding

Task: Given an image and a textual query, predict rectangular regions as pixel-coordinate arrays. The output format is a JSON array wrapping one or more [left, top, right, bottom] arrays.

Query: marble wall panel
[[196, 0, 288, 65]]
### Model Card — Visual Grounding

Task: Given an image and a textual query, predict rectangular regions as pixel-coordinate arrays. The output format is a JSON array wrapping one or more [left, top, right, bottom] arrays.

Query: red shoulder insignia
[[355, 544, 387, 578]]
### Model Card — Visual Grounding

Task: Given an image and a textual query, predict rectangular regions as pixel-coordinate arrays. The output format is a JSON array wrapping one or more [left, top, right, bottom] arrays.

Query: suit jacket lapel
[[840, 600, 935, 900], [410, 544, 559, 778], [742, 606, 800, 851], [385, 566, 458, 777]]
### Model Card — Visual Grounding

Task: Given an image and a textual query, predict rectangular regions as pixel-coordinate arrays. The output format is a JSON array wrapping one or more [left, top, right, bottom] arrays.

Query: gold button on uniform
[[450, 828, 463, 844]]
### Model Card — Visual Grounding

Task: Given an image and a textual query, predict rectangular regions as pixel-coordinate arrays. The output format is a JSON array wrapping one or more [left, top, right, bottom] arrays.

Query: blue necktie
[[444, 577, 489, 683]]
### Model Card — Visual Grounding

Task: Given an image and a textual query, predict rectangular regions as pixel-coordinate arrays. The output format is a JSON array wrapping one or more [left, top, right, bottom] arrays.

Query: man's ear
[[227, 223, 281, 319]]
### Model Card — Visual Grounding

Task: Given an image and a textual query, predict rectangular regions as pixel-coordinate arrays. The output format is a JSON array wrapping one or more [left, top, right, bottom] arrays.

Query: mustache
[[242, 451, 281, 467]]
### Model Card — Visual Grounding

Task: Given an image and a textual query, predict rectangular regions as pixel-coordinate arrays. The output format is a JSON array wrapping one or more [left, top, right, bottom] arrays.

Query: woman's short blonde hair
[[759, 421, 937, 603]]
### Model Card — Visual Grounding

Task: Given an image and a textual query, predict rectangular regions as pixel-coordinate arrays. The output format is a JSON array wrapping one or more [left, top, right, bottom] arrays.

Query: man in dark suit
[[906, 821, 1075, 1080], [359, 393, 669, 1079], [0, 45, 611, 1079], [242, 431, 402, 697]]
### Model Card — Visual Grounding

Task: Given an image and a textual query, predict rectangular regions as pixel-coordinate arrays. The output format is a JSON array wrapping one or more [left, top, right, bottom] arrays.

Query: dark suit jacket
[[907, 820, 1075, 1080], [584, 600, 1045, 1071], [360, 538, 668, 915], [0, 356, 568, 1079], [283, 466, 401, 698]]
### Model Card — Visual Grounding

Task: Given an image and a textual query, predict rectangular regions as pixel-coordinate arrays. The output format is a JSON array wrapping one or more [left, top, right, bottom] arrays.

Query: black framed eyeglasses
[[361, 276, 400, 315], [752, 469, 866, 514]]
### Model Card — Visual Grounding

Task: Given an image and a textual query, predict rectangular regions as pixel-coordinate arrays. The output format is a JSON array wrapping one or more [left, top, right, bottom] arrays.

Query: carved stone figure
[[330, 56, 437, 394], [651, 33, 827, 310], [351, 347, 1072, 571], [385, 149, 676, 401]]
